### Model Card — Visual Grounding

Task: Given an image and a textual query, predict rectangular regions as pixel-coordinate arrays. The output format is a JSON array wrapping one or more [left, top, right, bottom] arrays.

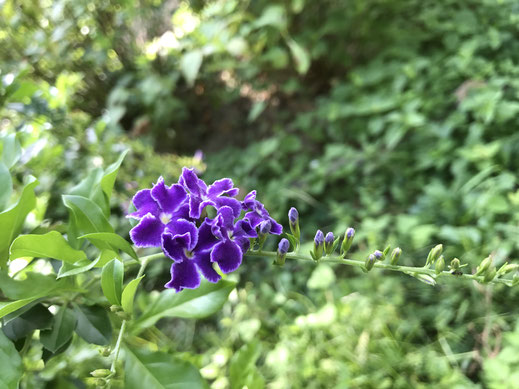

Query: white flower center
[[160, 212, 171, 225]]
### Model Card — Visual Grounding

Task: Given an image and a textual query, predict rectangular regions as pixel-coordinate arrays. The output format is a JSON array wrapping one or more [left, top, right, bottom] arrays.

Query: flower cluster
[[128, 168, 282, 292]]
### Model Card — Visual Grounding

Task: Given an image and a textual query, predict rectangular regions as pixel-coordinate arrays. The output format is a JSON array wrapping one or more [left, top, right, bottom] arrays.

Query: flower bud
[[475, 255, 493, 276], [497, 263, 519, 276], [324, 232, 334, 255], [91, 369, 111, 378], [426, 244, 443, 266], [483, 266, 497, 283], [450, 258, 460, 271], [390, 247, 402, 265], [435, 255, 445, 275], [383, 245, 391, 257], [373, 250, 383, 261], [110, 305, 122, 313], [276, 238, 290, 266], [288, 207, 300, 240], [341, 228, 355, 257], [313, 230, 325, 260], [257, 219, 271, 249], [99, 347, 112, 357], [365, 254, 376, 271], [115, 310, 131, 320]]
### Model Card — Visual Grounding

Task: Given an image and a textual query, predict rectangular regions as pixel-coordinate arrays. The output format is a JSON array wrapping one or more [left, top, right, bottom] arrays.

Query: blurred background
[[2, 0, 519, 387]]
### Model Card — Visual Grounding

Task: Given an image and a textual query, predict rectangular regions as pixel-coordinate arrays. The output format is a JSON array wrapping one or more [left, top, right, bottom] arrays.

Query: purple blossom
[[314, 230, 324, 246], [128, 170, 282, 292], [179, 168, 241, 219], [242, 190, 282, 235]]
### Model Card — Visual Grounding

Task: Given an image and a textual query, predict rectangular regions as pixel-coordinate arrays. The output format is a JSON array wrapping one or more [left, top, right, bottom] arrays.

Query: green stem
[[108, 253, 159, 376], [246, 250, 513, 287]]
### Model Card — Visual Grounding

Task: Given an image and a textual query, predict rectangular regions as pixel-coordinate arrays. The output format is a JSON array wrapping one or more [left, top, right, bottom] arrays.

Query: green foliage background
[[2, 0, 519, 387]]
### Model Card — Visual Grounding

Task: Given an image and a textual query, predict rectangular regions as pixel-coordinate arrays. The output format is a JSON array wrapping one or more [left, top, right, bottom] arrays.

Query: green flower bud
[[475, 255, 493, 276], [426, 244, 443, 266], [324, 232, 335, 255], [110, 305, 122, 313], [99, 347, 112, 357], [115, 311, 131, 320], [95, 378, 107, 387], [383, 245, 391, 257], [341, 228, 355, 257], [483, 266, 497, 283], [365, 254, 376, 271], [450, 258, 460, 271], [390, 247, 402, 265], [313, 230, 325, 260], [497, 263, 519, 276], [275, 238, 289, 266], [91, 369, 111, 378], [435, 255, 445, 275]]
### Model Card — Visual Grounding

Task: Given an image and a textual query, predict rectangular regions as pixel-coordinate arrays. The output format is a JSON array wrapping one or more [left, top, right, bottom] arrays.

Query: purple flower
[[346, 227, 355, 239], [288, 207, 298, 225], [242, 190, 282, 235], [129, 177, 190, 247], [314, 230, 324, 246], [208, 206, 257, 274], [278, 238, 290, 255], [179, 168, 241, 219], [162, 220, 220, 292]]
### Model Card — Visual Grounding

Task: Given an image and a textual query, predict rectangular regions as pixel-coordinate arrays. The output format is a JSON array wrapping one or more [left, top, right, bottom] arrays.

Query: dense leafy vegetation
[[1, 0, 519, 387]]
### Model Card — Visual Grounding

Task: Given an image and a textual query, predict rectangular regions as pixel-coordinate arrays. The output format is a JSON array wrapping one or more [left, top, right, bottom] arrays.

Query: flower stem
[[246, 250, 513, 287]]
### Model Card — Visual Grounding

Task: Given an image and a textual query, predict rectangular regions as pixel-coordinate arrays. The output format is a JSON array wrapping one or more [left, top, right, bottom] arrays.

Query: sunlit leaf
[[101, 259, 124, 305]]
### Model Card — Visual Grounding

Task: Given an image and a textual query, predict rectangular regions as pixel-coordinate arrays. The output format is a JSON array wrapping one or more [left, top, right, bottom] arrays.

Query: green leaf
[[101, 259, 124, 305], [1, 133, 22, 169], [9, 231, 87, 263], [134, 280, 236, 330], [230, 340, 264, 389], [2, 304, 53, 341], [73, 304, 112, 345], [0, 330, 23, 389], [287, 38, 310, 74], [0, 297, 39, 319], [180, 50, 203, 87], [0, 271, 71, 300], [100, 149, 129, 199], [40, 306, 77, 353], [62, 195, 114, 236], [57, 257, 100, 279], [124, 347, 208, 389], [0, 176, 38, 267], [0, 161, 12, 211], [122, 276, 144, 314], [79, 232, 137, 260]]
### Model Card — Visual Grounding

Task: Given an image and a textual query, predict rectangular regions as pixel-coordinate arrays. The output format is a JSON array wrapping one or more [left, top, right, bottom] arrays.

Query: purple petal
[[242, 191, 257, 210], [215, 206, 236, 230], [211, 240, 243, 274], [165, 260, 201, 292], [188, 195, 203, 219], [234, 219, 258, 238], [244, 211, 264, 228], [162, 232, 190, 262], [214, 197, 242, 217], [166, 219, 199, 250], [130, 214, 165, 247], [179, 168, 204, 195], [197, 220, 218, 251], [269, 218, 283, 235], [234, 236, 251, 254], [128, 189, 159, 219], [150, 177, 187, 214], [226, 188, 239, 197], [193, 250, 221, 283], [207, 178, 234, 198]]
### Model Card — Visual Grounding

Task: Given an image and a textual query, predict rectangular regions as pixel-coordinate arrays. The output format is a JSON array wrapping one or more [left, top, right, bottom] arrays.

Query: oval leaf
[[40, 306, 77, 353], [0, 297, 39, 319], [0, 330, 23, 389], [79, 232, 137, 260], [62, 195, 114, 236], [2, 304, 53, 341], [0, 176, 38, 267], [9, 231, 87, 263], [134, 280, 236, 330], [100, 149, 129, 199], [101, 259, 124, 305], [122, 276, 145, 314], [124, 347, 208, 389], [73, 304, 112, 345]]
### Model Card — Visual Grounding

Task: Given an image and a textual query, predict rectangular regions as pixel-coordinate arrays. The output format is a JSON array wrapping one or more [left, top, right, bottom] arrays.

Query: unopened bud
[[110, 305, 122, 313], [95, 378, 107, 387], [99, 347, 111, 357], [390, 247, 402, 265], [373, 250, 383, 261], [483, 267, 497, 283], [435, 255, 445, 275], [276, 238, 289, 266], [91, 369, 111, 378], [341, 228, 355, 257], [324, 232, 335, 255], [497, 263, 519, 276], [450, 258, 460, 271], [383, 245, 391, 257], [257, 220, 271, 249], [115, 311, 131, 320], [313, 230, 324, 260], [426, 244, 443, 266], [288, 207, 300, 240], [365, 254, 376, 271], [475, 255, 492, 276]]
